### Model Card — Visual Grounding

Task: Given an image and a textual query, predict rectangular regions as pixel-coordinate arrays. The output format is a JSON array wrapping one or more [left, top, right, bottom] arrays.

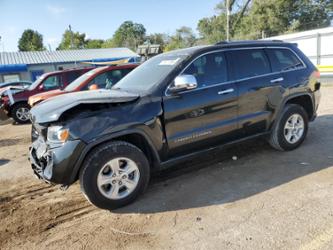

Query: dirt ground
[[1, 86, 333, 250]]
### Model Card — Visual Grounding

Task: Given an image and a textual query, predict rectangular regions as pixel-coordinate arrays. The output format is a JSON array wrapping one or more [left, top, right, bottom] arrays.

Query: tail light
[[314, 70, 321, 91], [314, 70, 320, 79]]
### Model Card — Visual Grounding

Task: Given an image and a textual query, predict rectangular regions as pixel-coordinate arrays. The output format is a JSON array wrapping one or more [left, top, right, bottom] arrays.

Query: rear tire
[[11, 102, 31, 124], [269, 104, 308, 151], [79, 141, 150, 210]]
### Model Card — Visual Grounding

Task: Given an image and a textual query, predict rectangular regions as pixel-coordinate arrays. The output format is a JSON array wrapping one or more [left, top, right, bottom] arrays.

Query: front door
[[163, 51, 238, 157]]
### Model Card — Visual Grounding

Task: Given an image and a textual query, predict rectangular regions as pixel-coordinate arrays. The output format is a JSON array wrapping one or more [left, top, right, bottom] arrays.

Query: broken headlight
[[47, 126, 70, 143]]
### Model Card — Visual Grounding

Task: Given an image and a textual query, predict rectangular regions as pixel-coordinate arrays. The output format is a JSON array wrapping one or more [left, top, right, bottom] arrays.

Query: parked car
[[0, 67, 93, 123], [0, 81, 33, 97], [29, 41, 321, 210], [0, 80, 32, 89], [28, 64, 138, 107]]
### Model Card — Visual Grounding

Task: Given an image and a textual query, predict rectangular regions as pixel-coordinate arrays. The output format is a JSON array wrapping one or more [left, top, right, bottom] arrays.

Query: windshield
[[65, 68, 102, 91], [28, 74, 46, 90], [113, 54, 187, 92]]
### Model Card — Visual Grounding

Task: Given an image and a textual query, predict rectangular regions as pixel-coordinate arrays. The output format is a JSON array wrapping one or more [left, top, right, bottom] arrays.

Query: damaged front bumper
[[0, 103, 9, 121], [29, 136, 86, 185]]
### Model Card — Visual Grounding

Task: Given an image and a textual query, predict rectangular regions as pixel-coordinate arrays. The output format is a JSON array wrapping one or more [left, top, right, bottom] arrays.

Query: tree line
[[18, 0, 333, 52]]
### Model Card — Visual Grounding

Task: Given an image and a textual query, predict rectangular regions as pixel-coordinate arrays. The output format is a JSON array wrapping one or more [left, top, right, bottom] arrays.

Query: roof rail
[[270, 39, 284, 42], [215, 41, 229, 45], [215, 39, 286, 46]]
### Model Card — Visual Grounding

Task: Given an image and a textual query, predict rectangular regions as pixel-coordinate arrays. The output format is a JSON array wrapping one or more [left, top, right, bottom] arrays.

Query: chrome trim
[[165, 46, 307, 96], [270, 77, 284, 83], [218, 88, 234, 95]]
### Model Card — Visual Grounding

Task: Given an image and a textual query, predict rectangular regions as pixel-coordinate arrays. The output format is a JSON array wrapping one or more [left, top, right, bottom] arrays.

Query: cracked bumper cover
[[0, 104, 9, 121], [29, 138, 87, 185]]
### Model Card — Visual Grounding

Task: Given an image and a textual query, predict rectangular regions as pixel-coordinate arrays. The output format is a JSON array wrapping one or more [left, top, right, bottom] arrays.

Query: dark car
[[28, 64, 138, 107], [0, 67, 93, 123], [29, 41, 321, 210]]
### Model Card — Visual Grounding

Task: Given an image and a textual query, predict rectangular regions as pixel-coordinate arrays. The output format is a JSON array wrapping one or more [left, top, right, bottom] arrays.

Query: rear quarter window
[[266, 48, 303, 72], [228, 49, 271, 80]]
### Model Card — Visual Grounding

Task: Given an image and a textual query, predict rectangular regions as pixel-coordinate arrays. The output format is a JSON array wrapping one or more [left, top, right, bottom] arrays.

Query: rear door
[[266, 47, 307, 89], [227, 48, 284, 136], [163, 51, 238, 157]]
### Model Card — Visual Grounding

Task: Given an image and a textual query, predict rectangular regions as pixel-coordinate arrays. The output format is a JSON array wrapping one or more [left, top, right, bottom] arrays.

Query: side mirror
[[38, 85, 44, 91], [169, 74, 198, 93], [89, 84, 99, 90]]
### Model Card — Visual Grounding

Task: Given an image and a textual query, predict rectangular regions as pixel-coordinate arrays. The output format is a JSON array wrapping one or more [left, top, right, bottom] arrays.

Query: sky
[[0, 0, 221, 52]]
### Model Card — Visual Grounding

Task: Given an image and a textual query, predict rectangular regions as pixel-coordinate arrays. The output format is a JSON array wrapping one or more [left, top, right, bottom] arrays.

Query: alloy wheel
[[97, 157, 140, 200], [284, 114, 304, 144]]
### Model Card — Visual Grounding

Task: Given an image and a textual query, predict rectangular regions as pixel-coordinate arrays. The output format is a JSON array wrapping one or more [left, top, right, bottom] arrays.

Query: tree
[[198, 15, 227, 43], [197, 0, 333, 42], [164, 26, 196, 51], [288, 0, 333, 31], [198, 0, 252, 43], [85, 39, 104, 49], [104, 21, 146, 50], [57, 29, 86, 50], [18, 29, 45, 51]]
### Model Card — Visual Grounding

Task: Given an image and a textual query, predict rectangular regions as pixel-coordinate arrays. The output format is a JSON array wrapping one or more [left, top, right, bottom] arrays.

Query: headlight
[[47, 126, 70, 143]]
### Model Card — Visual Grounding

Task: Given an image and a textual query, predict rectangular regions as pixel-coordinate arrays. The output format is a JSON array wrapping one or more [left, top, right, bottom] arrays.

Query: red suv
[[29, 64, 138, 107], [0, 67, 93, 124]]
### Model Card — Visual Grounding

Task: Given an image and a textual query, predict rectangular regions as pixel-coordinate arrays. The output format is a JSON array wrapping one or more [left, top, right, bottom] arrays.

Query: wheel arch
[[8, 100, 29, 116], [285, 94, 314, 120], [69, 129, 161, 184], [270, 92, 315, 130]]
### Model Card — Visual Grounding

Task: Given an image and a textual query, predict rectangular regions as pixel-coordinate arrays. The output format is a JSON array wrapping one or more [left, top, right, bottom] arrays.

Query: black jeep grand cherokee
[[29, 41, 321, 210]]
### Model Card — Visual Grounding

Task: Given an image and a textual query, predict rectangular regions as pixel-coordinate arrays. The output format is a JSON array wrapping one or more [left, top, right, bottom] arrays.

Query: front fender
[[68, 127, 162, 185]]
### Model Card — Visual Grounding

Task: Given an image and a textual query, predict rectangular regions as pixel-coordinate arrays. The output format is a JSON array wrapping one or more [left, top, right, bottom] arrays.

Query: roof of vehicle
[[41, 66, 95, 78], [164, 40, 295, 57]]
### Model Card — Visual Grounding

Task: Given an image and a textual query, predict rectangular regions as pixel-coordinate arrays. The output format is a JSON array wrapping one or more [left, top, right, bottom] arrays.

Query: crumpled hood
[[0, 86, 25, 97], [30, 89, 139, 123]]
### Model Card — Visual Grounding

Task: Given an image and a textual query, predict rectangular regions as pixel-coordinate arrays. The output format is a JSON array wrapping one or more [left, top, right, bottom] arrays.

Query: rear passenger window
[[228, 49, 271, 80], [267, 48, 303, 72], [183, 52, 227, 88]]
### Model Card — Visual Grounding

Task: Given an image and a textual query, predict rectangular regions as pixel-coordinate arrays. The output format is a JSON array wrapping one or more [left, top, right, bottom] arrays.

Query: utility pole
[[226, 0, 231, 41], [69, 25, 74, 49]]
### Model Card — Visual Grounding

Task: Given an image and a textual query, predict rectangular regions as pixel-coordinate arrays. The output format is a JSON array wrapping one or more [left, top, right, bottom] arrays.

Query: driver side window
[[183, 52, 228, 88], [86, 72, 108, 90], [84, 69, 132, 90], [43, 75, 61, 90]]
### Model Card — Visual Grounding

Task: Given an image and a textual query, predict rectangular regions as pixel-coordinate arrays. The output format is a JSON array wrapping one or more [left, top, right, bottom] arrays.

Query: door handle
[[270, 77, 284, 83], [218, 88, 234, 95]]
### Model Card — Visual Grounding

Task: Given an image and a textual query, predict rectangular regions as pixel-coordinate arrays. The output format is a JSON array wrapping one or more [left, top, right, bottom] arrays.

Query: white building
[[266, 26, 333, 66]]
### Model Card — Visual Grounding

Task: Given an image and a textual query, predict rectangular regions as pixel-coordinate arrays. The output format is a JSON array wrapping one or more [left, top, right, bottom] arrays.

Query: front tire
[[11, 102, 31, 124], [269, 104, 308, 151], [79, 141, 150, 210]]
